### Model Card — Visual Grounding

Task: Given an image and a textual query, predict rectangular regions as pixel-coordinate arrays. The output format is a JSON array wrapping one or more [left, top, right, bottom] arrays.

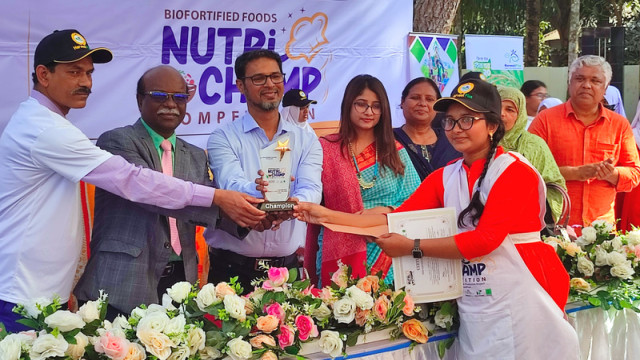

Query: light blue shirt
[[205, 112, 323, 257]]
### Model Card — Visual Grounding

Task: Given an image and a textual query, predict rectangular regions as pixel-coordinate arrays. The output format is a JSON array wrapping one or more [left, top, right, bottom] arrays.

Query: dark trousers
[[208, 248, 298, 294], [0, 299, 68, 333]]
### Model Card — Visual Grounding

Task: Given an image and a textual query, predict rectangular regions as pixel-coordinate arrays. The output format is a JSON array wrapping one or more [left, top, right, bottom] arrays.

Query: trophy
[[258, 134, 296, 211]]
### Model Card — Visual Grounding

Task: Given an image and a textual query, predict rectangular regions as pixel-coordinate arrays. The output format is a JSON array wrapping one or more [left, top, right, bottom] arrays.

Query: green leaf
[[288, 268, 298, 283], [0, 322, 6, 340], [15, 318, 39, 330], [285, 345, 300, 355], [588, 297, 602, 307], [292, 279, 311, 291], [438, 340, 447, 359], [346, 330, 362, 347], [262, 291, 276, 306], [620, 300, 633, 309]]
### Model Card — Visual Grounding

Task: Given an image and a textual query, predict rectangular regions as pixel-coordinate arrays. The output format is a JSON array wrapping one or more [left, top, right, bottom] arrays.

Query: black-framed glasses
[[241, 72, 285, 86], [141, 91, 189, 104], [443, 115, 485, 131], [353, 100, 382, 115]]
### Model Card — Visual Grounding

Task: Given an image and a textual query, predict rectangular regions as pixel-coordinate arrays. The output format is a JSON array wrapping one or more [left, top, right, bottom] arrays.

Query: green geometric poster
[[408, 33, 459, 96]]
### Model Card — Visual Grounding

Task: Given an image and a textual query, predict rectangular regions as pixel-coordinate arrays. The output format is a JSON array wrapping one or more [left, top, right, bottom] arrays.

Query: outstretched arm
[[293, 202, 386, 227]]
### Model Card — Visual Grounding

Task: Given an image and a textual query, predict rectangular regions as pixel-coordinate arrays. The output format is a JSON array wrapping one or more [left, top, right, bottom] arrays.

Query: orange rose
[[402, 293, 415, 316], [249, 334, 276, 349], [256, 315, 279, 333], [355, 308, 370, 326], [260, 350, 279, 360], [215, 282, 236, 297], [356, 276, 380, 293], [402, 319, 428, 343], [373, 295, 389, 322]]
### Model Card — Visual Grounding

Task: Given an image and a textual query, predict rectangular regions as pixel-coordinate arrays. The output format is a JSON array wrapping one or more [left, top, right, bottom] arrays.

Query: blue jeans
[[0, 299, 30, 333]]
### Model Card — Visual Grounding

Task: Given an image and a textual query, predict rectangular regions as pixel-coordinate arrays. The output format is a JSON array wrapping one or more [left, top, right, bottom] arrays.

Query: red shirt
[[529, 101, 640, 226], [396, 148, 569, 309]]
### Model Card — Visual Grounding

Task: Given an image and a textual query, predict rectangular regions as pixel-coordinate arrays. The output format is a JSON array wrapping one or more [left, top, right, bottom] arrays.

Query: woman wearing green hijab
[[497, 85, 566, 222]]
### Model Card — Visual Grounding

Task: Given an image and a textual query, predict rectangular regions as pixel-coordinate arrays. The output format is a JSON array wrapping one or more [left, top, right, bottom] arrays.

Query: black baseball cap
[[459, 71, 487, 82], [434, 79, 501, 116], [34, 29, 113, 69], [283, 89, 317, 107]]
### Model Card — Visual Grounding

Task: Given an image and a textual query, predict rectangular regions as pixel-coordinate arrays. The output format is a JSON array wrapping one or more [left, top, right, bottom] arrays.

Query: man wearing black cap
[[0, 30, 264, 332], [281, 88, 317, 133]]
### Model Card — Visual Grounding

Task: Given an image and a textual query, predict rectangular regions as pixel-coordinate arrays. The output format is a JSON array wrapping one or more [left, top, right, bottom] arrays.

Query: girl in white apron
[[295, 79, 579, 359]]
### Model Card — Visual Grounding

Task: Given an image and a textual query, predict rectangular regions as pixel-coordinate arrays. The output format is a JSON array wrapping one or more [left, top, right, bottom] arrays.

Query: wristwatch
[[412, 239, 423, 259]]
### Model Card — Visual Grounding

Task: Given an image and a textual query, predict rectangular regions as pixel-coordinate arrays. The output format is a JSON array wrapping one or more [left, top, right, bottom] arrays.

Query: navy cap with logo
[[283, 89, 317, 108], [433, 79, 501, 116], [34, 29, 113, 69]]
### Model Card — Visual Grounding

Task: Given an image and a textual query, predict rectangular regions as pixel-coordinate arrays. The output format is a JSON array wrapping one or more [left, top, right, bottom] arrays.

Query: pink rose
[[263, 267, 289, 289], [277, 324, 295, 349], [295, 315, 319, 341], [373, 295, 389, 322], [331, 266, 348, 288], [634, 245, 640, 259], [402, 293, 415, 316], [355, 308, 370, 326], [94, 331, 130, 360], [301, 285, 316, 296], [264, 303, 286, 323]]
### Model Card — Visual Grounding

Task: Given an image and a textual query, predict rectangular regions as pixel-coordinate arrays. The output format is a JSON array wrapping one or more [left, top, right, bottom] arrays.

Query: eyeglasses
[[141, 91, 189, 104], [241, 72, 285, 86], [353, 100, 382, 115], [443, 115, 485, 131], [529, 92, 549, 100]]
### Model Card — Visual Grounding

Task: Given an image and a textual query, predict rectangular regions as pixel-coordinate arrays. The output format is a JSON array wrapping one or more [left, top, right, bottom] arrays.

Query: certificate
[[387, 208, 462, 303]]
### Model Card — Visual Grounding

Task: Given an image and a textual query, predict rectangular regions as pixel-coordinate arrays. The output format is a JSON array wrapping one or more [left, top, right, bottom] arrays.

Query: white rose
[[607, 251, 627, 266], [137, 328, 174, 360], [124, 342, 146, 360], [78, 300, 101, 323], [137, 311, 170, 333], [223, 295, 247, 322], [167, 282, 192, 304], [581, 227, 597, 244], [65, 332, 88, 360], [187, 326, 206, 355], [434, 309, 453, 329], [200, 346, 222, 360], [164, 314, 186, 338], [611, 260, 635, 279], [44, 310, 85, 332], [332, 298, 357, 324], [627, 230, 640, 246], [0, 334, 23, 360], [592, 220, 613, 234], [227, 337, 252, 360], [131, 307, 147, 320], [29, 333, 68, 360], [112, 315, 131, 331], [318, 330, 343, 358], [162, 294, 178, 311], [167, 344, 190, 360], [195, 283, 219, 311], [23, 297, 53, 318], [612, 237, 623, 251], [595, 246, 609, 266], [312, 303, 332, 321], [147, 304, 166, 314], [346, 285, 374, 310], [577, 256, 595, 277]]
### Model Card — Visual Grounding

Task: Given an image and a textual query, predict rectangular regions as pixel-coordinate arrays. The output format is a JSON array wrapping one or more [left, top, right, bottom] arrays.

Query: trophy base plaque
[[258, 201, 296, 212]]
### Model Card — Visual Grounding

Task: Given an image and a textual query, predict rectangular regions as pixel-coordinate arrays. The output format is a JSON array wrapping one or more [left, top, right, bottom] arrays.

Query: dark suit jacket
[[74, 119, 218, 313]]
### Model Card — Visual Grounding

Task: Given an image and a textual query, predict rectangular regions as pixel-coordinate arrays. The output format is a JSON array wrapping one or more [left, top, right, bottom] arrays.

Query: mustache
[[157, 108, 181, 116], [72, 87, 91, 95]]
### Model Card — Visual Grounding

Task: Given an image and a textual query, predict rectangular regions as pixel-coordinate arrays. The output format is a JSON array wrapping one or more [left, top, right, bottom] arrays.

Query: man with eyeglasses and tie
[[0, 31, 265, 331], [206, 49, 323, 290]]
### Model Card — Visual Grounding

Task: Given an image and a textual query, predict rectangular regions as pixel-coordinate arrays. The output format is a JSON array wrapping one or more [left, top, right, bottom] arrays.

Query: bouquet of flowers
[[544, 220, 640, 312], [0, 263, 458, 360]]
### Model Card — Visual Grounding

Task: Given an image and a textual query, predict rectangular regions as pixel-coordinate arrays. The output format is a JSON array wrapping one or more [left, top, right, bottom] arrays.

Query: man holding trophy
[[206, 50, 323, 290]]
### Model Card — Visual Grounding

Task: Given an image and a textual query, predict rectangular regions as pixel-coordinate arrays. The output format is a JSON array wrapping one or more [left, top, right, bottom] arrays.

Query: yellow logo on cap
[[457, 82, 474, 94], [71, 32, 87, 46], [299, 90, 307, 100]]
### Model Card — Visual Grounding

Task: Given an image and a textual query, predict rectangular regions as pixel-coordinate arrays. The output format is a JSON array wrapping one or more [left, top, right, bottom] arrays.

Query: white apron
[[443, 152, 579, 360]]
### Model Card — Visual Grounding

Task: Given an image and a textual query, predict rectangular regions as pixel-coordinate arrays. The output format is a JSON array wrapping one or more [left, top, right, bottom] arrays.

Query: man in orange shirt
[[529, 55, 640, 226]]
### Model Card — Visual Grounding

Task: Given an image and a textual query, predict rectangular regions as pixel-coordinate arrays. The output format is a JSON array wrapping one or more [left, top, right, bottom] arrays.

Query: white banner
[[407, 33, 460, 97], [0, 0, 412, 147], [464, 34, 524, 88]]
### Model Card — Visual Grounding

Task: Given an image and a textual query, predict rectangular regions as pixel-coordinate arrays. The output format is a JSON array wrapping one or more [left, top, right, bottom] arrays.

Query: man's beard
[[254, 99, 281, 111]]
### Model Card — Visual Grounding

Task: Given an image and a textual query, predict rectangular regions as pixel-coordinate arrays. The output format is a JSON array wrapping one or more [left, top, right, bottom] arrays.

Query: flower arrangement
[[544, 220, 640, 312], [0, 263, 458, 360]]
